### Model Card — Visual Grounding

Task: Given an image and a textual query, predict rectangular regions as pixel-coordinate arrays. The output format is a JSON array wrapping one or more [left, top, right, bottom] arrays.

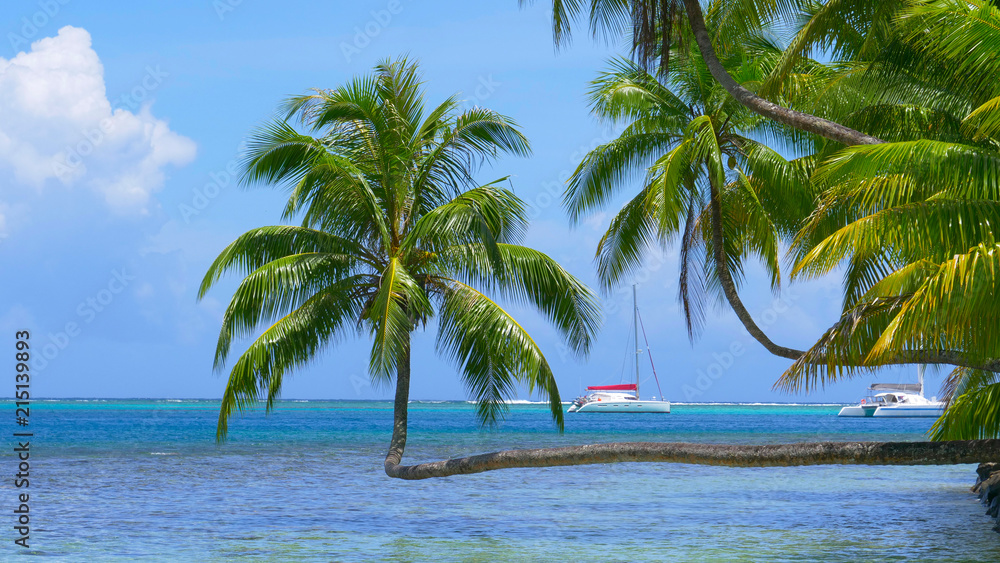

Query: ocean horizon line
[[2, 397, 853, 406]]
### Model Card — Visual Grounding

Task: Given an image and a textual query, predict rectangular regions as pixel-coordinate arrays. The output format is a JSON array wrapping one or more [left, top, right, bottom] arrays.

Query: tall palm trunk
[[384, 333, 411, 478], [681, 0, 882, 147]]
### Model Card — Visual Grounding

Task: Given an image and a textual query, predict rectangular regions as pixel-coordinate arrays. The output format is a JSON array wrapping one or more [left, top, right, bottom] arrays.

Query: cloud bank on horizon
[[0, 25, 195, 220]]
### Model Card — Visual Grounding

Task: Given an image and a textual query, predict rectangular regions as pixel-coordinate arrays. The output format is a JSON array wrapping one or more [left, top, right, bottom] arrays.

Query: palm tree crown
[[200, 58, 601, 440]]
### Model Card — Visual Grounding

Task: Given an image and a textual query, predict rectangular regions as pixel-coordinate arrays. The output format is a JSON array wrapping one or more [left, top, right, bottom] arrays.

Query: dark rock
[[975, 462, 1000, 491], [977, 462, 999, 480], [980, 473, 1000, 504], [972, 463, 1000, 533]]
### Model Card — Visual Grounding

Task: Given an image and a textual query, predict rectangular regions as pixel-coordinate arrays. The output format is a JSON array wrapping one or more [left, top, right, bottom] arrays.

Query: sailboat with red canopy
[[586, 384, 637, 392], [567, 286, 670, 413]]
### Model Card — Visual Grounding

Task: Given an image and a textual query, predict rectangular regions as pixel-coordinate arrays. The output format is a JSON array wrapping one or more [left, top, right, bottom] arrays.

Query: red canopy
[[587, 384, 637, 391]]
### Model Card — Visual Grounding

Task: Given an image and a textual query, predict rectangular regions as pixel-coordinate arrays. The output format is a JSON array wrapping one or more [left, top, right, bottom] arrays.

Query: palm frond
[[774, 297, 908, 393], [212, 255, 366, 369], [759, 0, 900, 98], [594, 184, 662, 291], [962, 95, 1000, 140], [892, 0, 1000, 106], [793, 200, 1000, 281], [868, 243, 1000, 364], [436, 281, 564, 429], [216, 287, 363, 440], [438, 243, 602, 357], [564, 132, 681, 222], [198, 226, 374, 299], [931, 380, 1000, 440], [812, 140, 1000, 213], [402, 184, 528, 256], [939, 366, 1000, 407]]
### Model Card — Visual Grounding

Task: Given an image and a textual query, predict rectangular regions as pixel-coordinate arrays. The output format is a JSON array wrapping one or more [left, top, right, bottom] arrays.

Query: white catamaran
[[838, 365, 945, 418], [568, 286, 670, 413]]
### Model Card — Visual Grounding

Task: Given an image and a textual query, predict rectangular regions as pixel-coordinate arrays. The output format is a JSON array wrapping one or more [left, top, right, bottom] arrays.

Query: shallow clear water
[[3, 400, 998, 561]]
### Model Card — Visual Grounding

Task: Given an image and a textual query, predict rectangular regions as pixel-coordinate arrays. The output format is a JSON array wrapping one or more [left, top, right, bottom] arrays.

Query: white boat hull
[[871, 405, 944, 418], [838, 404, 944, 418], [838, 405, 878, 417], [569, 400, 670, 413]]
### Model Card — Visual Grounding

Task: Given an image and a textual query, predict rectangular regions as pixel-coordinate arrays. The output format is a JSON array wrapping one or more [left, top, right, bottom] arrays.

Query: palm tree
[[199, 58, 601, 477], [198, 18, 1000, 480], [564, 40, 813, 351]]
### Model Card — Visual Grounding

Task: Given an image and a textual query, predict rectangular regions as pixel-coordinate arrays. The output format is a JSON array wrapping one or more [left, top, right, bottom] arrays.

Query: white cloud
[[0, 26, 196, 213]]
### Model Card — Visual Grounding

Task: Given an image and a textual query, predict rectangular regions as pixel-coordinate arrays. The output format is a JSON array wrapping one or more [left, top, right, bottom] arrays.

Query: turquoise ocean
[[3, 400, 999, 562]]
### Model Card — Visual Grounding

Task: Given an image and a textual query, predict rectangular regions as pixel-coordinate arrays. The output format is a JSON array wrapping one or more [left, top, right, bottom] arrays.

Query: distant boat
[[838, 366, 945, 418], [568, 285, 670, 413]]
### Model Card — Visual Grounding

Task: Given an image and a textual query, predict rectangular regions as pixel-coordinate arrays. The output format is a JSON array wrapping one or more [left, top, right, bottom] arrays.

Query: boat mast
[[918, 364, 926, 397], [634, 284, 640, 399]]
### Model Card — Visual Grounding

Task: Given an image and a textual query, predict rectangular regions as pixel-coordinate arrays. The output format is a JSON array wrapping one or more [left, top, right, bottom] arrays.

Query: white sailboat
[[838, 365, 945, 418], [568, 285, 670, 413]]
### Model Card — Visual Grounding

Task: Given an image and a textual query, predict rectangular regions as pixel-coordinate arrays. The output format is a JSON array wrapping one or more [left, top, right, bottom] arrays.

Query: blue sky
[[0, 0, 933, 403]]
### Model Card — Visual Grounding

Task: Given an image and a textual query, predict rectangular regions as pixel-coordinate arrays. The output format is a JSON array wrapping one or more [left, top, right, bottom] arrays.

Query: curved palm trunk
[[384, 333, 411, 478], [680, 1, 1000, 374], [704, 170, 1000, 373], [386, 439, 1000, 480], [681, 0, 882, 147], [706, 172, 805, 360]]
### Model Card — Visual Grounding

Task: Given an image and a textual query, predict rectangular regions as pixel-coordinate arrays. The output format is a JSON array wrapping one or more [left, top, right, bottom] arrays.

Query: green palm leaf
[[931, 380, 1000, 440], [212, 253, 365, 369], [793, 200, 1000, 281], [437, 281, 564, 429], [439, 243, 602, 356], [216, 284, 365, 440], [199, 226, 375, 298], [962, 95, 1000, 140], [595, 184, 664, 291], [868, 243, 1000, 364], [813, 141, 1000, 211]]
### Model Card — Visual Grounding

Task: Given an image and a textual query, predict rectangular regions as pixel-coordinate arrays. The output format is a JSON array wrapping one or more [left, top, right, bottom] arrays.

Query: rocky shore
[[973, 463, 1000, 532]]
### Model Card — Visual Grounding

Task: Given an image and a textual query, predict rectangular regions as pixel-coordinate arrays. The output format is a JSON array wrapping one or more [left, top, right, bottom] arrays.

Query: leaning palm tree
[[198, 57, 601, 477], [566, 37, 813, 349]]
